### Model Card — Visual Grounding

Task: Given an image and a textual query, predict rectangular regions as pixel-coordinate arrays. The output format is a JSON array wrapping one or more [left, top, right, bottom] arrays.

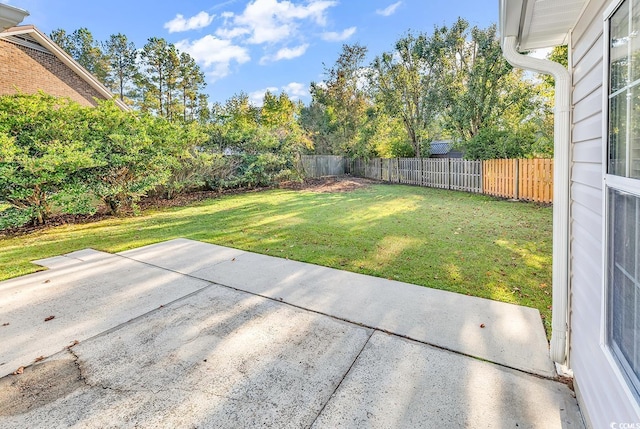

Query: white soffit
[[520, 0, 588, 50]]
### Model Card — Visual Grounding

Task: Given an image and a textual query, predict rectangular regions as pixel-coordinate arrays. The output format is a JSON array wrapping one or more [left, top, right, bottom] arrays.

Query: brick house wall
[[0, 38, 107, 106]]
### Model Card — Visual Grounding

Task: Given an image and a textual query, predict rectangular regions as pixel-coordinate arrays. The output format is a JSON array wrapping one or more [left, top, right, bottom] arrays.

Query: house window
[[607, 0, 640, 399]]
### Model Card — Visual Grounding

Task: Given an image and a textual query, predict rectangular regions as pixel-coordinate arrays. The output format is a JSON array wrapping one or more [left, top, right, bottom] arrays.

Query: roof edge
[[500, 0, 589, 51], [499, 0, 526, 43], [1, 25, 129, 110]]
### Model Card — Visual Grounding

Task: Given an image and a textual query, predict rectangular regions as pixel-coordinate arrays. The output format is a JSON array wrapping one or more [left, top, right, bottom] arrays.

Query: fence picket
[[305, 156, 552, 203], [517, 158, 553, 203]]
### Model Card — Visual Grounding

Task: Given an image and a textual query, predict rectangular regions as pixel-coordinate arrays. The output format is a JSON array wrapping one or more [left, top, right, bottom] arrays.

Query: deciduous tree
[[443, 21, 540, 143], [308, 43, 371, 158], [370, 31, 446, 156]]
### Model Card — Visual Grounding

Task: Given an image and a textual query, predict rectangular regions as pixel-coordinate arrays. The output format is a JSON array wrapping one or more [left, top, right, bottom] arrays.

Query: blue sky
[[4, 0, 499, 105]]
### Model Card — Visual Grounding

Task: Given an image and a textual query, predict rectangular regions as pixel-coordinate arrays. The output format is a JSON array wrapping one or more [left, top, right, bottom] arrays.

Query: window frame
[[602, 0, 640, 405]]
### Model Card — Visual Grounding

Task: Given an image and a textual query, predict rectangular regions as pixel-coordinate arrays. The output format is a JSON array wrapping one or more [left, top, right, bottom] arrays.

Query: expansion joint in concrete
[[309, 329, 375, 428]]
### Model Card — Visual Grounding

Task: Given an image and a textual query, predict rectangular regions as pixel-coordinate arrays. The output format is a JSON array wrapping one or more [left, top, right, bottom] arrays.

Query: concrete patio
[[0, 238, 583, 428]]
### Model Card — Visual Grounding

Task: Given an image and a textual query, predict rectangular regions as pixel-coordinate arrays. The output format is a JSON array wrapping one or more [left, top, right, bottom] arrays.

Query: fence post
[[447, 158, 451, 190], [514, 159, 520, 200]]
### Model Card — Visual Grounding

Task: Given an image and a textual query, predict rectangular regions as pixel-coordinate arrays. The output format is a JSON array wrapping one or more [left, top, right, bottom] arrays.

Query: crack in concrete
[[66, 347, 91, 389], [66, 348, 145, 395], [65, 348, 255, 401]]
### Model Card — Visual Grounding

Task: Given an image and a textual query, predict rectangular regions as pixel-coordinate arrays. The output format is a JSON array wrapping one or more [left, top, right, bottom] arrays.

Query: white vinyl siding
[[570, 0, 640, 425]]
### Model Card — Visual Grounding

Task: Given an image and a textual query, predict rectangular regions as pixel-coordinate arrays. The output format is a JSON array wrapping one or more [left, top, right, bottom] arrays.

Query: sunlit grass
[[0, 184, 553, 334]]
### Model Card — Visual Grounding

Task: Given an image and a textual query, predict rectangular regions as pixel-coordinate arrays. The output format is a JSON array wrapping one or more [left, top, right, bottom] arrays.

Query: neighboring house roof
[[431, 140, 453, 155], [499, 0, 588, 50], [430, 140, 453, 155], [0, 25, 128, 110]]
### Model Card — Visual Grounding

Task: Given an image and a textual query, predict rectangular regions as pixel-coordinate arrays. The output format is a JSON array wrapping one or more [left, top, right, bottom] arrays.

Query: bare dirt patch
[[281, 176, 377, 193]]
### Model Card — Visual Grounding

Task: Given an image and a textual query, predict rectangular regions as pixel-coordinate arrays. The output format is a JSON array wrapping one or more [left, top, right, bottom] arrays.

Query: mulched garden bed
[[0, 177, 376, 238]]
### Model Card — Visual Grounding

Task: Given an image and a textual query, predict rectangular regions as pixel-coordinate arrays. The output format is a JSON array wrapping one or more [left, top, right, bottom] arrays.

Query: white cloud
[[218, 0, 338, 44], [216, 26, 251, 39], [313, 80, 328, 90], [175, 35, 250, 80], [249, 87, 279, 106], [282, 82, 308, 100], [356, 67, 371, 92], [321, 26, 356, 42], [250, 82, 309, 106], [164, 11, 215, 33], [376, 1, 402, 17], [260, 43, 309, 64]]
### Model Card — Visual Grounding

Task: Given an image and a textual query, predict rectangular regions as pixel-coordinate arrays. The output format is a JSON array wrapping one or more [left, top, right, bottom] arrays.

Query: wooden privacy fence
[[299, 155, 346, 177], [483, 159, 517, 199], [518, 158, 554, 203], [483, 158, 553, 203], [306, 156, 554, 203], [351, 158, 482, 193]]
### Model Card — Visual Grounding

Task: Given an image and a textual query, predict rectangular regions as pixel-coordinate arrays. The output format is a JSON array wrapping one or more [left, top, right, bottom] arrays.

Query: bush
[[204, 155, 240, 190], [463, 127, 538, 160], [222, 153, 292, 188], [0, 206, 37, 230], [84, 103, 210, 213], [0, 93, 98, 225], [0, 93, 306, 230], [161, 150, 228, 198]]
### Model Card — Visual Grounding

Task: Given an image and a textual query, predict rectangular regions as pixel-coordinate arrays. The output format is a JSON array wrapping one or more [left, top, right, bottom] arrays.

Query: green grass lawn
[[0, 184, 553, 333]]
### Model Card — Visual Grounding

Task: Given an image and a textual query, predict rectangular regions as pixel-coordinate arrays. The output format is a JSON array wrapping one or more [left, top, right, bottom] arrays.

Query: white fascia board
[[501, 0, 589, 51], [500, 0, 526, 40], [1, 26, 129, 111]]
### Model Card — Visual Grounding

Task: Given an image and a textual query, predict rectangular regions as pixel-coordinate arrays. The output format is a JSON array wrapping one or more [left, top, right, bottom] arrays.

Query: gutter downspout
[[502, 36, 571, 365]]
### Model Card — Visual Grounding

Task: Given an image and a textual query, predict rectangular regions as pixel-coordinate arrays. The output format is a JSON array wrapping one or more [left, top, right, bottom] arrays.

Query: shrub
[[0, 93, 98, 225], [222, 153, 291, 188], [463, 127, 538, 160], [161, 149, 226, 198], [203, 154, 240, 191], [84, 103, 207, 213]]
